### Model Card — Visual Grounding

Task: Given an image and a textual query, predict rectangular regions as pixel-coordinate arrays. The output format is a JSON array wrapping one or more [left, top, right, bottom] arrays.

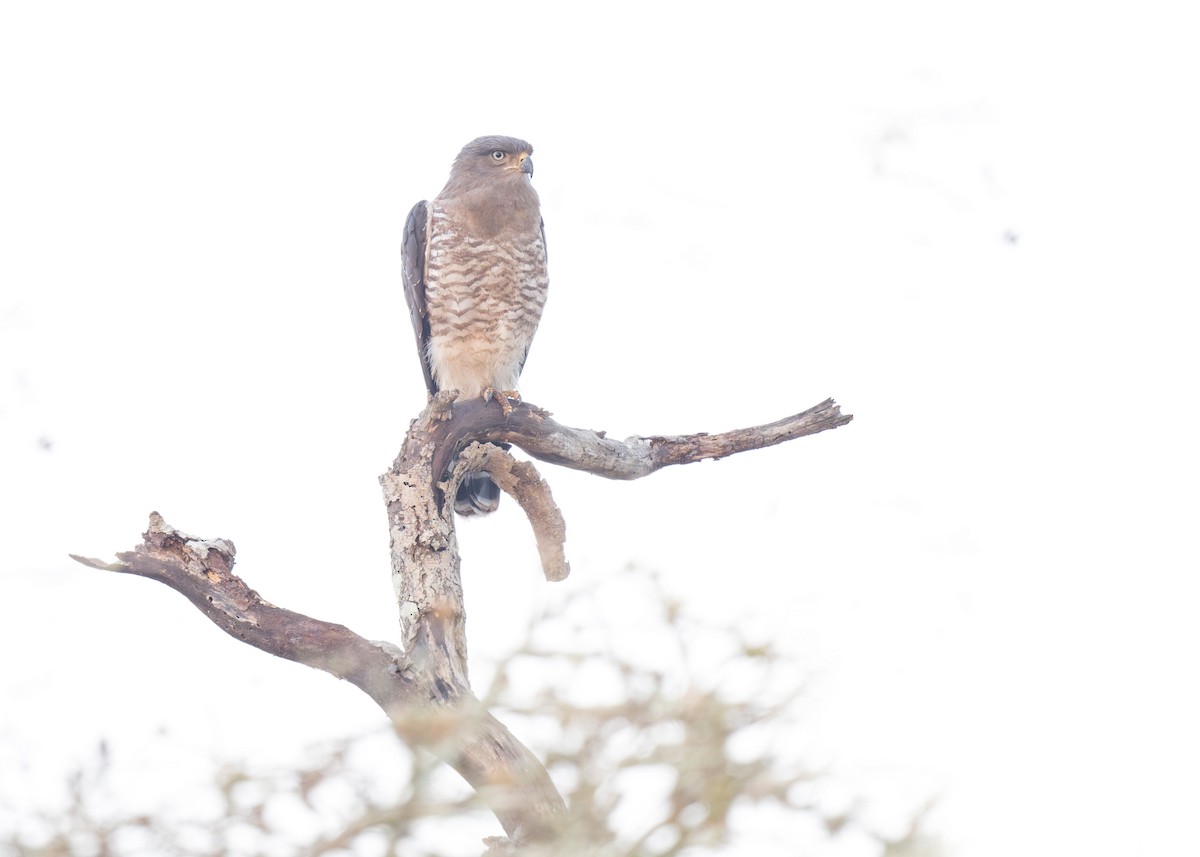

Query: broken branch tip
[[68, 553, 125, 572]]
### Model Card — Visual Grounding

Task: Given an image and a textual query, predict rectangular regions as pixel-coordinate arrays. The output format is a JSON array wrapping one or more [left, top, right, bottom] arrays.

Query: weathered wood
[[72, 395, 851, 852], [430, 397, 851, 488], [70, 512, 566, 844]]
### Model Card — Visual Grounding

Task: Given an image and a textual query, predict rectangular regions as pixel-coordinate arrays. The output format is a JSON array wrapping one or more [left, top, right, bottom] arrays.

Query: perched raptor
[[401, 135, 550, 516]]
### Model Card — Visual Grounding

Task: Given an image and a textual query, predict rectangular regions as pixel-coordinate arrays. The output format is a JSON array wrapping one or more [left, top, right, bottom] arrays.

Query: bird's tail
[[454, 472, 501, 516]]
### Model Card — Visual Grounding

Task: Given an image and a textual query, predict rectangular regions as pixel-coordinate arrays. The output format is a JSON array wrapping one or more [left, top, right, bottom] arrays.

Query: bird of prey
[[401, 135, 549, 516]]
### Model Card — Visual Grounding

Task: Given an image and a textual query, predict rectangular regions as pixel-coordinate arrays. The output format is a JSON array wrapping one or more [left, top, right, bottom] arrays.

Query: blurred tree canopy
[[3, 572, 939, 857]]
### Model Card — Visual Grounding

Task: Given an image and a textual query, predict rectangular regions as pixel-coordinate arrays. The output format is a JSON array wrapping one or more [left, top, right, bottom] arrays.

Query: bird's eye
[[490, 150, 506, 161]]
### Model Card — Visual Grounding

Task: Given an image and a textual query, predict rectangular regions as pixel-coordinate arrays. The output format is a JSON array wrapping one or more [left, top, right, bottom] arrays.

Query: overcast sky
[[2, 2, 1198, 855]]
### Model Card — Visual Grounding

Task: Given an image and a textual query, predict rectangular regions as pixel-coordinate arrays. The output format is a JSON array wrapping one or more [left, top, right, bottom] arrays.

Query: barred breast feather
[[423, 201, 549, 400]]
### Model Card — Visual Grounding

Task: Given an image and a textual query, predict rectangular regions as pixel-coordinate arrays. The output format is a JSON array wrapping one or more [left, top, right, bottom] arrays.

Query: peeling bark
[[72, 396, 851, 852]]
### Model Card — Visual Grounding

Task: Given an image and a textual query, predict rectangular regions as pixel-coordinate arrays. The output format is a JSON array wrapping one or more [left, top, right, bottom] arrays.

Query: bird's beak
[[520, 155, 534, 178]]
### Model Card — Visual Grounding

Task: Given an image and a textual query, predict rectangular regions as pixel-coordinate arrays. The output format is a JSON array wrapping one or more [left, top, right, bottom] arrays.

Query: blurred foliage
[[1, 572, 942, 857]]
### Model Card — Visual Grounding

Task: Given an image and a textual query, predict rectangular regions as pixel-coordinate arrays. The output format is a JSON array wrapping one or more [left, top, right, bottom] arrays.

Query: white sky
[[2, 2, 1199, 855]]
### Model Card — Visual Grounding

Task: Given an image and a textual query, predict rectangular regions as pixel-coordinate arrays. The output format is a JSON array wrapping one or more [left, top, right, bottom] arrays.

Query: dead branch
[[430, 397, 851, 488], [455, 442, 570, 582], [72, 395, 851, 853], [70, 514, 566, 845]]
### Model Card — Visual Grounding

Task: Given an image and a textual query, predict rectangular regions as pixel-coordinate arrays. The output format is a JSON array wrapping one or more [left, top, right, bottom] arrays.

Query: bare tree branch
[[430, 397, 851, 487], [70, 513, 566, 846], [72, 395, 851, 852], [455, 443, 570, 582]]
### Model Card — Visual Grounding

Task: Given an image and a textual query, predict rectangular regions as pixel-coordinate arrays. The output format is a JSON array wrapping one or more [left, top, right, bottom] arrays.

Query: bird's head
[[446, 135, 535, 190]]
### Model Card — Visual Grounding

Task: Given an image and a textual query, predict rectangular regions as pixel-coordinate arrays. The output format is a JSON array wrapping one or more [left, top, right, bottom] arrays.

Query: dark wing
[[515, 216, 548, 379], [401, 200, 437, 396]]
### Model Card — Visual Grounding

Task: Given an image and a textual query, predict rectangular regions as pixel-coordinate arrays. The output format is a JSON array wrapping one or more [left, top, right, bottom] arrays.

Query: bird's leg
[[481, 386, 519, 416]]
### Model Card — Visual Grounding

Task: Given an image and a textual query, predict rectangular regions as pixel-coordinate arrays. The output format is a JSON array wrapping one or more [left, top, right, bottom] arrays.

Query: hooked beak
[[520, 155, 534, 178]]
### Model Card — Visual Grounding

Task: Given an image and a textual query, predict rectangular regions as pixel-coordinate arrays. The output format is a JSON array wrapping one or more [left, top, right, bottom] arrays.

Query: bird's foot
[[482, 387, 520, 416]]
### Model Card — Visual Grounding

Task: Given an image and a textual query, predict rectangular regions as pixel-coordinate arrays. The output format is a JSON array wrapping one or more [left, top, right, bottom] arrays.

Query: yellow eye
[[490, 150, 506, 161]]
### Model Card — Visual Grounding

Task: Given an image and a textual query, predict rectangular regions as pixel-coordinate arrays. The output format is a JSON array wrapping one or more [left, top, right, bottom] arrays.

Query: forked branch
[[72, 396, 851, 852], [70, 514, 566, 845]]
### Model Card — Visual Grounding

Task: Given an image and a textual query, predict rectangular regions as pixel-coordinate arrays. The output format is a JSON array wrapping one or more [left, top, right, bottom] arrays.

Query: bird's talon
[[481, 387, 519, 416], [500, 390, 520, 416]]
